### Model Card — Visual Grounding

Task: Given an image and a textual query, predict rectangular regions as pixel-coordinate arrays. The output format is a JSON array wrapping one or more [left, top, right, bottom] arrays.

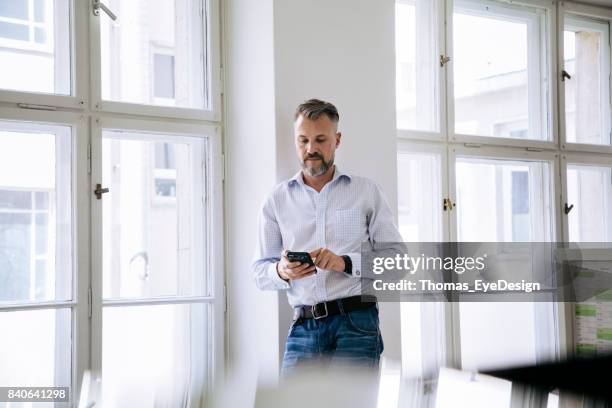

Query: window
[[563, 15, 611, 146], [0, 0, 71, 95], [0, 121, 72, 304], [455, 156, 554, 242], [0, 189, 53, 300], [566, 163, 612, 242], [99, 126, 214, 405], [397, 144, 448, 400], [102, 130, 207, 299], [397, 147, 444, 241], [0, 0, 222, 404], [452, 0, 549, 140], [0, 119, 73, 395], [453, 152, 557, 371], [395, 0, 440, 132], [153, 52, 176, 105], [153, 142, 178, 198], [99, 0, 207, 110], [395, 1, 612, 387]]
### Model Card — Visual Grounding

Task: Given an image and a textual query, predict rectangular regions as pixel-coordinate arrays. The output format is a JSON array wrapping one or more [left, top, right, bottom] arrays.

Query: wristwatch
[[342, 255, 352, 275]]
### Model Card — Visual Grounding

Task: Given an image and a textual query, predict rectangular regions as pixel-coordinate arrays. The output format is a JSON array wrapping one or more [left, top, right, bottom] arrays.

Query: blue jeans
[[281, 304, 384, 378]]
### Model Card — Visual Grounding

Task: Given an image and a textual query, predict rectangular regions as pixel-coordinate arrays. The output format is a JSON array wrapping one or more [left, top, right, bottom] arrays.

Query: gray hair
[[294, 99, 340, 124]]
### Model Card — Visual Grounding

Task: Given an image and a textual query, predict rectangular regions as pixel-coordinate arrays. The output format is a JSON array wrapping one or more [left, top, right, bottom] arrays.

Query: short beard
[[302, 154, 334, 177]]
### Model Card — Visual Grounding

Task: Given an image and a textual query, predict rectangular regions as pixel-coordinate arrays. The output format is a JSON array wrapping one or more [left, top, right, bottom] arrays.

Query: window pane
[[564, 16, 611, 145], [435, 368, 512, 407], [453, 1, 548, 140], [395, 0, 439, 131], [397, 150, 445, 379], [456, 157, 553, 242], [100, 0, 206, 109], [34, 0, 46, 22], [35, 191, 49, 210], [0, 123, 72, 304], [0, 309, 72, 391], [0, 21, 29, 41], [455, 156, 556, 371], [0, 189, 31, 209], [102, 303, 207, 407], [567, 164, 612, 242], [397, 151, 443, 241], [0, 0, 28, 20], [460, 300, 538, 370], [102, 131, 207, 299], [0, 0, 71, 95], [154, 53, 176, 99], [34, 27, 46, 44]]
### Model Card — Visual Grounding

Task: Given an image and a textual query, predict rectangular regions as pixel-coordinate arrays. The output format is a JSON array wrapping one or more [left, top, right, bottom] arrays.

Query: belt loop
[[337, 298, 346, 315]]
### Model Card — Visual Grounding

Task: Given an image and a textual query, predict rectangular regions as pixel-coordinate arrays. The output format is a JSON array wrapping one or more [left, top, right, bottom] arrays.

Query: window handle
[[94, 184, 110, 200], [443, 198, 455, 211], [561, 70, 572, 82], [93, 0, 118, 21], [440, 55, 451, 67], [564, 203, 574, 214]]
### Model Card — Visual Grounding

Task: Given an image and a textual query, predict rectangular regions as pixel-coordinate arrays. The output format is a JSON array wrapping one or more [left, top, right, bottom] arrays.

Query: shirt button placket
[[315, 192, 328, 301]]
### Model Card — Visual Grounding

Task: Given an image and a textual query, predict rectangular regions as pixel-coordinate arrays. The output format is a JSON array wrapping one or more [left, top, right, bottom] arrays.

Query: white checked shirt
[[252, 166, 402, 307]]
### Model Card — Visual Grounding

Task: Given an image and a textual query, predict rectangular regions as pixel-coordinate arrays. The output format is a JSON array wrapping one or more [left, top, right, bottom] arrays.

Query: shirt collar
[[288, 165, 352, 187]]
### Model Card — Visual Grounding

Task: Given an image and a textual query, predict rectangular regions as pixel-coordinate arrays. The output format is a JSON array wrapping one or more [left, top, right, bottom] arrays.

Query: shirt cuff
[[344, 253, 362, 278], [270, 262, 291, 289]]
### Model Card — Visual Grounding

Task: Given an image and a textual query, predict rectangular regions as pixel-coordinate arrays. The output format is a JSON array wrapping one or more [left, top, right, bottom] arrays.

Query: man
[[252, 99, 402, 377]]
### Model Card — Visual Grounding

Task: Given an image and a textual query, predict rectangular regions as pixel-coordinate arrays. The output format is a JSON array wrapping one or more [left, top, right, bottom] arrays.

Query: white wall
[[224, 0, 281, 400], [225, 0, 401, 400], [272, 0, 402, 362]]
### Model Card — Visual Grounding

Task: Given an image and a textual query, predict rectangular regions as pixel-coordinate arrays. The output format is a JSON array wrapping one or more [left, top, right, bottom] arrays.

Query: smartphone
[[286, 251, 315, 268]]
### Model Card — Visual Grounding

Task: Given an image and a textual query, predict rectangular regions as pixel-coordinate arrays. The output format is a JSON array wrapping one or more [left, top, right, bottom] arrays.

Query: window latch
[[564, 203, 574, 214], [561, 70, 572, 82], [440, 55, 451, 67], [94, 184, 110, 200], [443, 198, 455, 211], [93, 0, 118, 21]]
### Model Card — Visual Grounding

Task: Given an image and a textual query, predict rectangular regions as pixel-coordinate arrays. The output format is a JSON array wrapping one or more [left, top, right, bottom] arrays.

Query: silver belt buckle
[[311, 302, 328, 319]]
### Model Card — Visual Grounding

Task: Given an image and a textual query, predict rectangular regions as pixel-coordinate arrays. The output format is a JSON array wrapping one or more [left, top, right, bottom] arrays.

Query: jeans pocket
[[346, 308, 379, 335], [287, 319, 301, 337]]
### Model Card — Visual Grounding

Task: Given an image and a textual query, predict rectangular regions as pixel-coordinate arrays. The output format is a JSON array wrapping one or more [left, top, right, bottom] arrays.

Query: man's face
[[294, 114, 341, 177]]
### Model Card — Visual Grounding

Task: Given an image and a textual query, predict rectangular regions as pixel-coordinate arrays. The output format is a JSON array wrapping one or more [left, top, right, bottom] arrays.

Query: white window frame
[[0, 0, 88, 109], [396, 0, 447, 142], [446, 146, 562, 369], [89, 0, 222, 121], [396, 141, 451, 406], [0, 106, 90, 402], [396, 2, 612, 388], [448, 146, 562, 249], [446, 0, 558, 150], [0, 0, 54, 52], [397, 140, 451, 242], [558, 152, 612, 366], [558, 2, 612, 154], [559, 152, 612, 243], [90, 116, 224, 401], [0, 0, 224, 402]]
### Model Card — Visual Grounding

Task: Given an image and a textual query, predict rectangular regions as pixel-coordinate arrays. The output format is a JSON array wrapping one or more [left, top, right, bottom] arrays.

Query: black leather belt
[[293, 295, 377, 321]]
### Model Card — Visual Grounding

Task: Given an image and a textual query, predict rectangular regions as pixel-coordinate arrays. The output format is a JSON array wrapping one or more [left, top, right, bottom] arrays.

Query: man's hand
[[310, 248, 345, 273], [277, 250, 316, 281]]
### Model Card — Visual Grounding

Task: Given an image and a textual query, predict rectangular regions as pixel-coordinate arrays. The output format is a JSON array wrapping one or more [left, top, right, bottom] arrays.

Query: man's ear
[[336, 132, 342, 148]]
